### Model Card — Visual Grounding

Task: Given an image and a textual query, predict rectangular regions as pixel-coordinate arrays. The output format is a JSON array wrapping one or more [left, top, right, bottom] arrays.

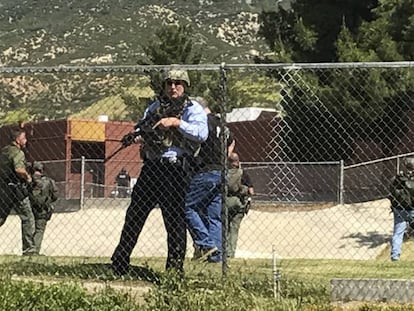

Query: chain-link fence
[[1, 63, 414, 297]]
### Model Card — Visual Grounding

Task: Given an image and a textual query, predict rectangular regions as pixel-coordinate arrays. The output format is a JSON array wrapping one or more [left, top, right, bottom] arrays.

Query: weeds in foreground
[[1, 257, 414, 310]]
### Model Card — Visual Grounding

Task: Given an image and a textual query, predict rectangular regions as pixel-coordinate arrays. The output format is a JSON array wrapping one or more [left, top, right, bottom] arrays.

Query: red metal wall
[[227, 111, 282, 162]]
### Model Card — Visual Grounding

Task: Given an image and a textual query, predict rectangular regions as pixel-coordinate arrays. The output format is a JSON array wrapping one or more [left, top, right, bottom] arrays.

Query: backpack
[[30, 175, 58, 209], [390, 175, 414, 210]]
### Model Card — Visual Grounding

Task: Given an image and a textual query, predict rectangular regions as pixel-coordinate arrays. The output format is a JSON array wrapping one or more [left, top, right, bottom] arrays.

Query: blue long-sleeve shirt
[[138, 97, 208, 158]]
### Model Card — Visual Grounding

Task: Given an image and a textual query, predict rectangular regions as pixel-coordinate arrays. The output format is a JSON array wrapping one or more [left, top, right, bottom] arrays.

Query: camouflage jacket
[[0, 143, 26, 185]]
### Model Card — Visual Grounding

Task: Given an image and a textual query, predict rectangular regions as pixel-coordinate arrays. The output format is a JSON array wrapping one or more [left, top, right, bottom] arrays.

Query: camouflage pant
[[0, 196, 36, 254], [33, 218, 48, 254], [226, 196, 246, 258]]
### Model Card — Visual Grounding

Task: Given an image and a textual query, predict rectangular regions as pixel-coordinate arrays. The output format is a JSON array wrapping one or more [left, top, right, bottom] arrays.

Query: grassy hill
[[0, 0, 278, 123], [0, 0, 271, 67]]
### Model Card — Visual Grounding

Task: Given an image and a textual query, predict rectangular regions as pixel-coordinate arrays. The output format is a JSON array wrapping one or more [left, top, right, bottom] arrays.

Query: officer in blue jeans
[[111, 70, 208, 275], [185, 97, 234, 263], [389, 156, 414, 261]]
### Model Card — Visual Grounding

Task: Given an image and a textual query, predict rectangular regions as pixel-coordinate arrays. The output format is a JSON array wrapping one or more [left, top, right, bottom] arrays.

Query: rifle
[[103, 95, 189, 163]]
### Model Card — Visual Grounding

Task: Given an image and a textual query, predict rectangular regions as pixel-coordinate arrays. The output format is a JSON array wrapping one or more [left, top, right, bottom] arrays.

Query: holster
[[8, 182, 29, 201]]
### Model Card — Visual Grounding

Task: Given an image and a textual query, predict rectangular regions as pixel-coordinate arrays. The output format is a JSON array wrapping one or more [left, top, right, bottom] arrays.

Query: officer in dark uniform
[[116, 168, 131, 198], [111, 69, 208, 275], [0, 128, 36, 255], [29, 161, 58, 255], [389, 156, 414, 261]]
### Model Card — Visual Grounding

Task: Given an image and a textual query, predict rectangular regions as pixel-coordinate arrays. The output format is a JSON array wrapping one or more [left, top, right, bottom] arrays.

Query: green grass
[[2, 254, 413, 280], [0, 280, 139, 311], [1, 255, 414, 310], [377, 238, 414, 261]]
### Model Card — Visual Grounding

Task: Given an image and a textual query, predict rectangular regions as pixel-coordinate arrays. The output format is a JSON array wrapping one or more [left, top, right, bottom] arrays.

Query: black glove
[[121, 132, 137, 147]]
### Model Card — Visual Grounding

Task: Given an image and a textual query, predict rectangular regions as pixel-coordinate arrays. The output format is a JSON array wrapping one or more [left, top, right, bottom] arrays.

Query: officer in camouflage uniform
[[29, 161, 58, 255], [111, 69, 208, 275], [0, 128, 36, 255], [389, 156, 414, 261], [226, 152, 254, 258]]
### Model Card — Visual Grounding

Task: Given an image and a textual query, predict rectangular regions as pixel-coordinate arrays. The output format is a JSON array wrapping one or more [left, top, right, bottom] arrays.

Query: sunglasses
[[166, 80, 184, 86]]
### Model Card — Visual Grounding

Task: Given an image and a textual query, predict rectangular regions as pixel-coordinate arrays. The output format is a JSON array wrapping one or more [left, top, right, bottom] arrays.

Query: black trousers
[[112, 159, 190, 272]]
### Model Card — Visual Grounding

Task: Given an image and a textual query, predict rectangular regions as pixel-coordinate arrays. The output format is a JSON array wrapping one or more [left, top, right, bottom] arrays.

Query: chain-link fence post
[[219, 62, 229, 277], [339, 160, 344, 205], [80, 156, 85, 210]]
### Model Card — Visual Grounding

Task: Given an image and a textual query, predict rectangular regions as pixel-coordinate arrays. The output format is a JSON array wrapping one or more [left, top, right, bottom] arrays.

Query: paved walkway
[[0, 199, 393, 260]]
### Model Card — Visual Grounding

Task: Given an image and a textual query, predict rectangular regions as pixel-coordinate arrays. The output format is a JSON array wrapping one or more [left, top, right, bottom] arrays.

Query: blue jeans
[[390, 208, 414, 260], [185, 170, 222, 262]]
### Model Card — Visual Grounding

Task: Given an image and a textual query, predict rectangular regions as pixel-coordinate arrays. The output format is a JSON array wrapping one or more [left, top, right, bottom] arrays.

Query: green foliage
[[227, 71, 283, 111], [334, 0, 414, 157], [143, 273, 326, 311], [259, 1, 414, 161], [258, 0, 378, 62], [0, 279, 140, 310], [257, 8, 298, 62], [140, 22, 284, 114], [143, 24, 204, 65], [337, 0, 414, 61], [140, 21, 283, 113], [0, 108, 30, 125], [279, 66, 414, 161], [141, 23, 206, 97]]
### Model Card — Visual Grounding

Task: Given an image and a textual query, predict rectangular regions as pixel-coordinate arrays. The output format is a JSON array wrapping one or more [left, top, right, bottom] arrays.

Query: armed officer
[[29, 161, 58, 255], [389, 156, 414, 261], [0, 128, 36, 255], [115, 168, 131, 198], [111, 69, 208, 275]]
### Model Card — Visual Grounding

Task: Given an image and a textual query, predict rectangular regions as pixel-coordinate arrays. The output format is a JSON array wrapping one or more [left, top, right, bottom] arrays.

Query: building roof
[[226, 107, 278, 122]]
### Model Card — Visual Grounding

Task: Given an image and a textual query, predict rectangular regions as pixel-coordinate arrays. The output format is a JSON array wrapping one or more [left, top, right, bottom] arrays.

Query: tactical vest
[[116, 173, 130, 187], [390, 175, 414, 210], [196, 114, 224, 171], [142, 96, 201, 159]]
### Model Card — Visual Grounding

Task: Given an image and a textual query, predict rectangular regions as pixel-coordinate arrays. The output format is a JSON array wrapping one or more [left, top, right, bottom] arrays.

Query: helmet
[[164, 69, 190, 87], [405, 157, 414, 171], [33, 161, 44, 172]]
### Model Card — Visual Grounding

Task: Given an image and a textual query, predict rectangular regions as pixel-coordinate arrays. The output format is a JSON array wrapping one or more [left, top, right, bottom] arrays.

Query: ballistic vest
[[390, 174, 414, 210]]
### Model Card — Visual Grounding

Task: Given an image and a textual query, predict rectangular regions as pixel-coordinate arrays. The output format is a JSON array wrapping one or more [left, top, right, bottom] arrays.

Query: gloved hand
[[121, 132, 137, 147]]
